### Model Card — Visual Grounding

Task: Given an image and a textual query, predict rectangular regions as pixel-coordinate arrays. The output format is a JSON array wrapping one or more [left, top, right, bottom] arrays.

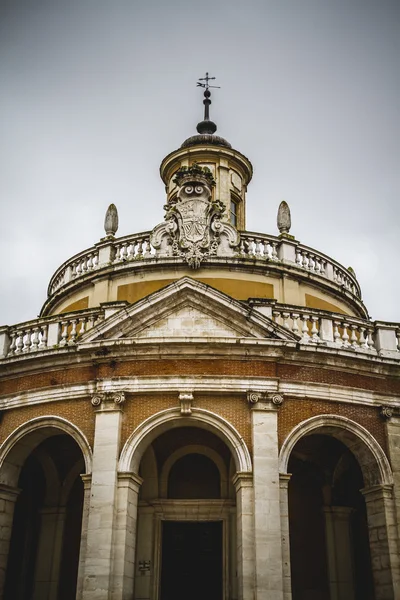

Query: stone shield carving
[[151, 165, 240, 269]]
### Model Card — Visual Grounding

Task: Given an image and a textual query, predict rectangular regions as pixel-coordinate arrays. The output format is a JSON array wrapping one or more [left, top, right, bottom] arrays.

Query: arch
[[279, 414, 393, 487], [159, 445, 229, 498], [0, 416, 92, 487], [119, 408, 252, 474]]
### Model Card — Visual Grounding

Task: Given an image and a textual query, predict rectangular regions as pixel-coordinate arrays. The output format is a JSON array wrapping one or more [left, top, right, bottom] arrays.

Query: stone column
[[323, 506, 355, 600], [279, 474, 292, 600], [362, 484, 400, 600], [232, 472, 254, 600], [76, 474, 92, 600], [386, 417, 400, 545], [0, 484, 20, 596], [82, 392, 125, 600], [251, 396, 284, 600], [111, 472, 142, 600], [32, 506, 67, 600]]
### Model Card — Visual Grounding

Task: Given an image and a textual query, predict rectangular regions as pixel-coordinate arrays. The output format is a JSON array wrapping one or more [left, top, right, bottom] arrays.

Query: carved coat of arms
[[150, 165, 240, 269]]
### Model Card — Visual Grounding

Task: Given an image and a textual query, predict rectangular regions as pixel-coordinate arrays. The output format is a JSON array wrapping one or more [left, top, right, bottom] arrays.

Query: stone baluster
[[15, 330, 24, 354], [300, 315, 310, 343], [71, 262, 78, 278], [78, 318, 86, 337], [136, 239, 144, 259], [308, 253, 315, 272], [359, 327, 368, 350], [396, 329, 400, 352], [296, 249, 303, 267], [310, 316, 319, 342], [246, 237, 255, 257], [39, 325, 48, 350], [350, 325, 359, 348], [254, 239, 261, 258], [31, 326, 40, 351], [87, 253, 93, 271], [59, 321, 69, 347], [272, 310, 282, 326], [23, 328, 32, 352], [291, 313, 300, 336], [341, 322, 350, 347], [333, 320, 341, 346], [81, 257, 88, 274], [8, 330, 17, 356], [121, 243, 128, 261], [69, 319, 78, 344], [143, 239, 152, 258], [282, 312, 290, 330]]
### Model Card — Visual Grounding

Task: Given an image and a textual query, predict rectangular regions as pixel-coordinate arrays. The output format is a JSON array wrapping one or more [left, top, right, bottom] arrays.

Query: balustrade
[[271, 306, 376, 351], [47, 229, 361, 301], [4, 309, 104, 358]]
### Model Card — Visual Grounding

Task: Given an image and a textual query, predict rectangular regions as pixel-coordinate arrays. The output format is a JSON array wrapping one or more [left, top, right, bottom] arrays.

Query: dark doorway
[[160, 521, 223, 600]]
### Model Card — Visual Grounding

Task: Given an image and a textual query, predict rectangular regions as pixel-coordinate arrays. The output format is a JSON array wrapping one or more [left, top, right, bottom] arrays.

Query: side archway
[[0, 415, 92, 487], [119, 407, 252, 474], [279, 414, 398, 600], [279, 414, 392, 486]]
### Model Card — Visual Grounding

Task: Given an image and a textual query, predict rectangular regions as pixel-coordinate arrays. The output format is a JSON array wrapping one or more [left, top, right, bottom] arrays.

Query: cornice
[[0, 375, 399, 412]]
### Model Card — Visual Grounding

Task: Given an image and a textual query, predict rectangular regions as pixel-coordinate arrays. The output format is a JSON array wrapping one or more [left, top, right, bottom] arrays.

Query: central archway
[[115, 407, 253, 600]]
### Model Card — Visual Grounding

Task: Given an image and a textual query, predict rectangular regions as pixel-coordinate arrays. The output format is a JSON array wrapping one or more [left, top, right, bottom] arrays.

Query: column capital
[[91, 390, 125, 411], [232, 471, 253, 491], [361, 483, 394, 502], [0, 483, 21, 501], [117, 471, 143, 491], [279, 473, 292, 489], [248, 391, 284, 411]]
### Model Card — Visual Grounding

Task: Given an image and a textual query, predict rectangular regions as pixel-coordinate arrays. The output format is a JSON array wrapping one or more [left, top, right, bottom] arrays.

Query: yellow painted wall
[[117, 278, 275, 304]]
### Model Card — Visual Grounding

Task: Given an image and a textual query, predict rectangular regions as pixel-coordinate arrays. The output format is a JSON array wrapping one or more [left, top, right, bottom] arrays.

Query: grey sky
[[0, 0, 399, 325]]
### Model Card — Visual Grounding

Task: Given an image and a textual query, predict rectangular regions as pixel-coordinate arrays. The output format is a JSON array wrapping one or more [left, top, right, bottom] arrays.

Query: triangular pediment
[[80, 277, 299, 343]]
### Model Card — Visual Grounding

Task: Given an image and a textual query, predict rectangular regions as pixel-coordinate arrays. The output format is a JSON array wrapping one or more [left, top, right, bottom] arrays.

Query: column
[[0, 484, 20, 596], [386, 417, 400, 546], [82, 392, 124, 600], [76, 474, 92, 600], [279, 474, 292, 600], [251, 397, 284, 600], [362, 485, 400, 600], [32, 506, 67, 600], [111, 472, 142, 600], [232, 472, 254, 600], [323, 506, 355, 600]]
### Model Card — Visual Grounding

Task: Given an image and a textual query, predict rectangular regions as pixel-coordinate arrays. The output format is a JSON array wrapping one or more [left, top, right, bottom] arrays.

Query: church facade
[[0, 93, 400, 600]]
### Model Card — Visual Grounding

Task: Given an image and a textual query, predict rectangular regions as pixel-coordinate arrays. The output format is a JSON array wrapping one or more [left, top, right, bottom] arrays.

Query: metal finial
[[277, 201, 291, 235], [196, 72, 220, 135], [104, 203, 119, 237]]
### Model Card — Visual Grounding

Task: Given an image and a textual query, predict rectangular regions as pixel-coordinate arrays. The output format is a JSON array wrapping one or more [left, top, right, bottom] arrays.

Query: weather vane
[[196, 72, 219, 135], [196, 72, 220, 91]]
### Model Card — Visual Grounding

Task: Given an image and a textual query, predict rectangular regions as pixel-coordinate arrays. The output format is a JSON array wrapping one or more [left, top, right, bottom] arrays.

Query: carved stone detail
[[247, 391, 263, 404], [270, 393, 284, 407], [179, 391, 193, 415], [150, 164, 240, 268], [91, 394, 104, 407], [380, 405, 393, 420], [277, 201, 291, 235], [91, 391, 125, 407], [104, 203, 119, 237]]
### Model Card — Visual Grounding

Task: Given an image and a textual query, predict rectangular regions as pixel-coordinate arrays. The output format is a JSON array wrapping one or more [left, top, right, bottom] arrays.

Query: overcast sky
[[0, 0, 399, 326]]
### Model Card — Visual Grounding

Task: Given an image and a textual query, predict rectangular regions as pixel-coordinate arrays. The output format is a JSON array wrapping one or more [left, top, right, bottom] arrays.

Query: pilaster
[[322, 506, 355, 600], [0, 484, 20, 596], [232, 472, 254, 600], [279, 474, 292, 600], [82, 392, 125, 600], [250, 393, 284, 600], [362, 484, 400, 600]]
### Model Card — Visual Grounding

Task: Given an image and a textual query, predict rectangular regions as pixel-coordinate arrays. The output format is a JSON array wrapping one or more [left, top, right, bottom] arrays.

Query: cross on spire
[[196, 72, 219, 134], [197, 72, 220, 91]]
